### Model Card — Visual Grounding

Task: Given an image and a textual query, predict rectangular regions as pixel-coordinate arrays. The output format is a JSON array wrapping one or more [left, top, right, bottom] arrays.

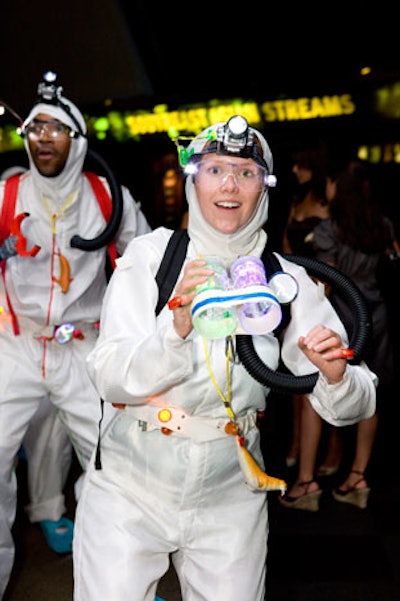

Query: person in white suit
[[0, 71, 151, 599], [74, 116, 376, 601]]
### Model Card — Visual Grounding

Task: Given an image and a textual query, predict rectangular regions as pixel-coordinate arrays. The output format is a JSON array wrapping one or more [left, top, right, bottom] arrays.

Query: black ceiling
[[1, 0, 399, 119]]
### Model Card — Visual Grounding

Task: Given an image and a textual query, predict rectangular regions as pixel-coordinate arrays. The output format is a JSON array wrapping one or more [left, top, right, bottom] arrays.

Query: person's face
[[194, 154, 265, 234], [26, 113, 72, 177], [292, 163, 312, 184]]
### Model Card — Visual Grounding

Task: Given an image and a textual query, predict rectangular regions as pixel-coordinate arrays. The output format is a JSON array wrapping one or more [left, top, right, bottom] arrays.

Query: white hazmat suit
[[74, 120, 376, 601], [0, 88, 151, 598]]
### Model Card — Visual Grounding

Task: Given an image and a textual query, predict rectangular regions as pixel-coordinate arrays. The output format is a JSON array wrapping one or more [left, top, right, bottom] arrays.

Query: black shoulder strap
[[155, 228, 189, 316], [261, 247, 282, 277]]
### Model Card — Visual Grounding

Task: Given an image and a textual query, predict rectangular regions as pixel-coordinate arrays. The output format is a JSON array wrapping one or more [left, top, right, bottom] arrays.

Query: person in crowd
[[0, 72, 151, 599], [1, 165, 75, 556], [280, 160, 397, 511], [73, 116, 376, 601], [282, 146, 329, 258], [281, 147, 335, 472]]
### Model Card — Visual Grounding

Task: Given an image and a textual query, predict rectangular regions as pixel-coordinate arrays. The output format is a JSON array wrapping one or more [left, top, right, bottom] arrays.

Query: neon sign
[[0, 93, 356, 153]]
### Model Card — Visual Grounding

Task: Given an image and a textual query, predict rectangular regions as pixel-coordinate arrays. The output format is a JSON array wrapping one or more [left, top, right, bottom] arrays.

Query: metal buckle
[[53, 323, 83, 344]]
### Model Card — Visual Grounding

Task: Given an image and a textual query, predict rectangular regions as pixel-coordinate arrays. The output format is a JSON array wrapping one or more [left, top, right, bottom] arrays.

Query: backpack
[[0, 171, 118, 335]]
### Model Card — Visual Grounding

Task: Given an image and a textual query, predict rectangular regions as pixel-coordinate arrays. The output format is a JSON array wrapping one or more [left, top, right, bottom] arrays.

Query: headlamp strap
[[34, 71, 84, 137], [174, 128, 217, 167]]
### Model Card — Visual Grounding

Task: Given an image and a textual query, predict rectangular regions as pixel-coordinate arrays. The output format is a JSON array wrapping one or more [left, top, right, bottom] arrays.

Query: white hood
[[22, 98, 88, 202], [185, 121, 274, 265]]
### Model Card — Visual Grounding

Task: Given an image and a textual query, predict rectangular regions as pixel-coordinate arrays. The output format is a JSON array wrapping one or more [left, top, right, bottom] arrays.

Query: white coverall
[[0, 146, 151, 596], [74, 227, 377, 601], [0, 167, 72, 526], [22, 397, 73, 522]]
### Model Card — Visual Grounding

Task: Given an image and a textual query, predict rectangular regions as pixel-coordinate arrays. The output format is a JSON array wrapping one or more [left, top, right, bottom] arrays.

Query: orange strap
[[84, 171, 118, 270], [0, 175, 20, 243], [1, 175, 21, 334]]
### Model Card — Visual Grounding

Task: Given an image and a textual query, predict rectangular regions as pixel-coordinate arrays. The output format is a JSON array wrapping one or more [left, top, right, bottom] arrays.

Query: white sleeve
[[277, 255, 377, 424], [308, 364, 377, 426], [86, 230, 194, 406]]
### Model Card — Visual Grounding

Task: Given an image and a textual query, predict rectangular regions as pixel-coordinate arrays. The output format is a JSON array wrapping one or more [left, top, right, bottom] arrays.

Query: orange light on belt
[[158, 408, 172, 423]]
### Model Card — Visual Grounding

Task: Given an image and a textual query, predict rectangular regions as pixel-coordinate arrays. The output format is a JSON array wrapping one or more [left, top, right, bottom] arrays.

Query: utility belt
[[116, 404, 259, 442], [32, 321, 100, 344]]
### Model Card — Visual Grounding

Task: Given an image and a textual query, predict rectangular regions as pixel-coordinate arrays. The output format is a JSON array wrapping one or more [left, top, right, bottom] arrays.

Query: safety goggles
[[24, 119, 73, 140], [195, 158, 267, 188]]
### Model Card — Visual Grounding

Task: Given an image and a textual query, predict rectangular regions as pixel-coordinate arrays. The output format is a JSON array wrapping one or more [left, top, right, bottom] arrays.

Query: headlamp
[[21, 70, 84, 138], [215, 116, 254, 154], [37, 70, 59, 103], [181, 116, 276, 187]]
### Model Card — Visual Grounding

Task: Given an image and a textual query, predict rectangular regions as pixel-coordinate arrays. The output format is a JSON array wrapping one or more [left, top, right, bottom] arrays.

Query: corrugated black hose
[[70, 148, 123, 251], [236, 254, 372, 394]]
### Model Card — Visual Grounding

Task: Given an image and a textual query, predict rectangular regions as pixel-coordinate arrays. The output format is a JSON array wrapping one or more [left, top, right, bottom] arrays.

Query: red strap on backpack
[[0, 175, 20, 243], [84, 172, 118, 270], [1, 175, 22, 334]]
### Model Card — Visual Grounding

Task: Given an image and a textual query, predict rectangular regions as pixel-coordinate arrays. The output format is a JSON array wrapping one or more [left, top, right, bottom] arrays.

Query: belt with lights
[[112, 404, 258, 442]]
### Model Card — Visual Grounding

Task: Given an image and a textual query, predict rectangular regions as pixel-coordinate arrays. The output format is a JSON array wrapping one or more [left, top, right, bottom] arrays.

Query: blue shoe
[[155, 597, 166, 601], [40, 517, 74, 554]]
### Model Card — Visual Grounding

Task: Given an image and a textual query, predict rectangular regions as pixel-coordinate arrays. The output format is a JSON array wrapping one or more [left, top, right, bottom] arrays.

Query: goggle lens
[[25, 120, 71, 140], [197, 159, 266, 187]]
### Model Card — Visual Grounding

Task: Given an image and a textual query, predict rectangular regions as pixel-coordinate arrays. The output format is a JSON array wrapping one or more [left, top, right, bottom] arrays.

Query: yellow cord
[[43, 191, 77, 234], [198, 255, 236, 422], [202, 336, 236, 421]]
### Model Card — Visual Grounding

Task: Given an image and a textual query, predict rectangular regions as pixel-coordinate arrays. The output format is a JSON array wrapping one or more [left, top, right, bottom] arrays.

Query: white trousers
[[0, 328, 116, 599], [22, 396, 73, 522], [73, 411, 268, 601]]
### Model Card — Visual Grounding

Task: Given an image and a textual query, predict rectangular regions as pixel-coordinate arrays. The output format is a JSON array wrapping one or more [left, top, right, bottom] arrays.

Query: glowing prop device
[[191, 257, 238, 339], [230, 256, 282, 335], [191, 256, 298, 339]]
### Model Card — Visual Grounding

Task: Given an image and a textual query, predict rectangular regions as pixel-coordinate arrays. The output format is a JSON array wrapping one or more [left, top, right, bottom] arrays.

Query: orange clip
[[167, 296, 183, 310], [161, 427, 173, 435], [10, 212, 41, 257], [340, 348, 354, 359]]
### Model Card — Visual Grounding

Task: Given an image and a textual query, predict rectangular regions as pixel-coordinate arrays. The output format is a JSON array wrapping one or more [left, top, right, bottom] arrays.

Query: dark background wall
[[1, 0, 400, 238]]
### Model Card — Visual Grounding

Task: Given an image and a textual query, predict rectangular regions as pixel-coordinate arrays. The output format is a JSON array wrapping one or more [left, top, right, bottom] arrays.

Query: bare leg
[[285, 395, 322, 498], [336, 413, 378, 491], [285, 394, 302, 467], [317, 426, 343, 475]]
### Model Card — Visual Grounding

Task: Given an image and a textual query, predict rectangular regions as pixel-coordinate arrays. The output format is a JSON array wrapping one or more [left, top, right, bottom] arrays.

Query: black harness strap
[[155, 229, 189, 316]]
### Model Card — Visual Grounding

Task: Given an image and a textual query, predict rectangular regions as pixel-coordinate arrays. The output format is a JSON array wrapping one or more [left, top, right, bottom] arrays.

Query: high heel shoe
[[332, 470, 370, 509], [278, 480, 322, 512]]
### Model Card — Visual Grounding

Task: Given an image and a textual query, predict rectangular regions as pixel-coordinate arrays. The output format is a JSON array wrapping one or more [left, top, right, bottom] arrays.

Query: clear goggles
[[194, 158, 268, 188], [24, 119, 73, 140]]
